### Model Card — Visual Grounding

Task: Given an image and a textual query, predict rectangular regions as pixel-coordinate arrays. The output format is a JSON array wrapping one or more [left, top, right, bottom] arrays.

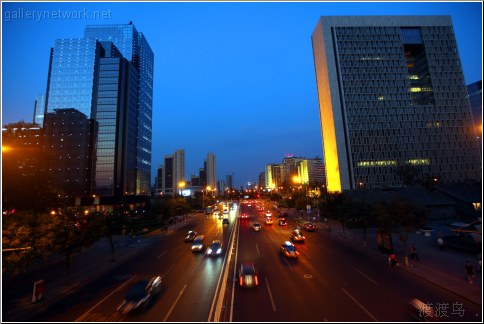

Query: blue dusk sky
[[1, 1, 482, 188]]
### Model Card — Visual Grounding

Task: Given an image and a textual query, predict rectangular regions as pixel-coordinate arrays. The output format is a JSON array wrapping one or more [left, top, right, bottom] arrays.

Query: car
[[117, 276, 162, 314], [408, 298, 436, 321], [239, 262, 259, 287], [252, 223, 261, 232], [265, 217, 273, 225], [206, 240, 223, 256], [303, 222, 316, 232], [240, 213, 249, 219], [222, 218, 229, 224], [281, 241, 299, 258], [265, 211, 272, 217], [191, 235, 205, 252], [290, 229, 306, 242], [278, 218, 287, 226], [184, 230, 197, 242]]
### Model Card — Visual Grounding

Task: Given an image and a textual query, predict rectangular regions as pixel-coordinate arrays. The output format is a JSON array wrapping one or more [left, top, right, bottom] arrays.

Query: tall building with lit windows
[[44, 22, 154, 197], [312, 16, 481, 192], [206, 152, 216, 188]]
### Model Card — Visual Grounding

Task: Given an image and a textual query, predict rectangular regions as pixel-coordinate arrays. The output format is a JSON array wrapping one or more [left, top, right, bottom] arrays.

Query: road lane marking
[[75, 275, 137, 322], [163, 284, 187, 322], [351, 267, 379, 285], [161, 264, 175, 279], [265, 278, 277, 312], [157, 251, 167, 259], [342, 288, 378, 321], [255, 243, 260, 255]]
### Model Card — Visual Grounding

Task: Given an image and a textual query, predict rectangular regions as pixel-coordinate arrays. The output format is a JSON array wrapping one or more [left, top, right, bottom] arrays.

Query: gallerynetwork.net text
[[4, 8, 112, 22]]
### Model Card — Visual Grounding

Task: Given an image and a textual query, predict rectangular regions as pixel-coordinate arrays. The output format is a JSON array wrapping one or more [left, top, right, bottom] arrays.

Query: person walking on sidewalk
[[465, 260, 475, 284], [410, 244, 419, 262]]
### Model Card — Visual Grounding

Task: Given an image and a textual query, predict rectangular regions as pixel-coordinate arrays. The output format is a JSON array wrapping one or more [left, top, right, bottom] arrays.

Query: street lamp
[[202, 185, 212, 213]]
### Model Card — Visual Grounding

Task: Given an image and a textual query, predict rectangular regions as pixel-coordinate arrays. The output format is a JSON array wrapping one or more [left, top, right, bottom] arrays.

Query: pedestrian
[[410, 244, 420, 262], [465, 260, 475, 284], [437, 237, 444, 250]]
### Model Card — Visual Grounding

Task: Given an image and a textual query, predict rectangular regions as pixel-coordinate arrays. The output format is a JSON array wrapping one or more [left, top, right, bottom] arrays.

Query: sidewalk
[[318, 218, 482, 306], [2, 213, 204, 322]]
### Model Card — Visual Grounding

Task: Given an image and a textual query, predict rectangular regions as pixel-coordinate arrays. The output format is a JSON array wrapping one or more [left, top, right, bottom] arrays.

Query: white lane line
[[255, 243, 260, 255], [75, 275, 137, 322], [216, 230, 220, 237], [157, 251, 167, 259], [265, 278, 277, 312], [163, 284, 187, 322], [342, 288, 378, 321], [161, 264, 175, 279], [351, 267, 379, 286]]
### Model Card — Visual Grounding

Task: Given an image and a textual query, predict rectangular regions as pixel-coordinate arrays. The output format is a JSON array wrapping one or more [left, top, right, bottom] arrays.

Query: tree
[[2, 211, 56, 277]]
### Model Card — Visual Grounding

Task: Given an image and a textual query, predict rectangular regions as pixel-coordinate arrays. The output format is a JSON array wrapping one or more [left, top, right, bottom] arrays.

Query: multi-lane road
[[28, 200, 481, 322]]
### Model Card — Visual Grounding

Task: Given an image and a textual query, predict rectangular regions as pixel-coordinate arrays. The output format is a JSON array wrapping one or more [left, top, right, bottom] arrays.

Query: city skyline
[[2, 1, 482, 188]]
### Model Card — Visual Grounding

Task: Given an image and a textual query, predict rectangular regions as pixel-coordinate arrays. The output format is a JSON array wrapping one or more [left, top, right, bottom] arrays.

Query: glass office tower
[[85, 22, 154, 195], [312, 16, 481, 192], [44, 22, 153, 197]]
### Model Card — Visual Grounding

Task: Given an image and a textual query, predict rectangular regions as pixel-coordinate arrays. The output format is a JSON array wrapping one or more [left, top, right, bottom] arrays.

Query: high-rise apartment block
[[206, 152, 216, 188], [312, 16, 481, 192]]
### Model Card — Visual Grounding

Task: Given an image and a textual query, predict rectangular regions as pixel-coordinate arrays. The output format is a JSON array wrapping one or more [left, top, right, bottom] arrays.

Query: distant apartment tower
[[225, 174, 233, 189], [33, 94, 46, 127], [206, 152, 216, 188], [174, 149, 185, 191], [312, 16, 481, 192], [281, 156, 304, 185], [297, 158, 326, 186], [155, 165, 163, 195], [265, 164, 283, 190], [162, 155, 174, 194]]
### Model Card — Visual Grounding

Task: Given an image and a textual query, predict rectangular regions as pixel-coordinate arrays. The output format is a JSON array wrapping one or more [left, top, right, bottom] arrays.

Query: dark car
[[303, 222, 316, 232], [281, 241, 299, 258], [239, 262, 259, 287], [252, 223, 261, 232], [278, 218, 287, 226], [184, 230, 197, 242], [206, 240, 223, 257], [117, 276, 162, 314], [222, 218, 229, 225], [278, 212, 288, 218]]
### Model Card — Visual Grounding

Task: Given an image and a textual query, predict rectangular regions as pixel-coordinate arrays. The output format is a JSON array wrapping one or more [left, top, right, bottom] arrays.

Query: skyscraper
[[162, 155, 174, 194], [174, 149, 185, 190], [206, 152, 216, 189], [43, 22, 153, 197], [33, 94, 46, 127], [84, 22, 154, 194], [312, 16, 481, 192]]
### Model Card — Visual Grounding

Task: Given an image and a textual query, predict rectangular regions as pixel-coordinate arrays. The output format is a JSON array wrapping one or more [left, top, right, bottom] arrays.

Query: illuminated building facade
[[297, 158, 326, 187], [33, 94, 46, 127], [206, 152, 217, 189], [43, 22, 154, 197], [312, 16, 481, 192]]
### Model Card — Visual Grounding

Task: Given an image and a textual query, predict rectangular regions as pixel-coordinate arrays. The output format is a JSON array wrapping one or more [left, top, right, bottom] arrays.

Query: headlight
[[207, 248, 212, 254], [216, 248, 222, 254]]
